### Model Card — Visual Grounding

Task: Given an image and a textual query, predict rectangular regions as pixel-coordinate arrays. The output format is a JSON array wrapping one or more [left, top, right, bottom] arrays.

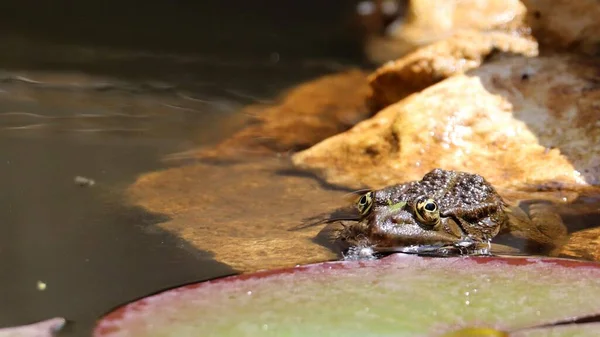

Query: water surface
[[0, 1, 368, 335]]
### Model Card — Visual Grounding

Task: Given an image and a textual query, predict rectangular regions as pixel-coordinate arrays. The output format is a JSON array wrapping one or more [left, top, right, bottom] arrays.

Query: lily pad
[[0, 318, 65, 337], [512, 323, 600, 337], [93, 255, 600, 336]]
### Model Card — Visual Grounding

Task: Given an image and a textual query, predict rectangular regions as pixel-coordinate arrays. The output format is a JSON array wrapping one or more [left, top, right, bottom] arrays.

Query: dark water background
[[0, 1, 368, 336]]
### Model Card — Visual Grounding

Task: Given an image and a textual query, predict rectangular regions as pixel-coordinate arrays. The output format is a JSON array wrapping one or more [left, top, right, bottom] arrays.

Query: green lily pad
[[0, 318, 65, 337], [93, 255, 600, 336]]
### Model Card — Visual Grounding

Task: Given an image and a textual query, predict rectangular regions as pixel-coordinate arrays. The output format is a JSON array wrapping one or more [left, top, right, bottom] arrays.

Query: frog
[[326, 168, 569, 258]]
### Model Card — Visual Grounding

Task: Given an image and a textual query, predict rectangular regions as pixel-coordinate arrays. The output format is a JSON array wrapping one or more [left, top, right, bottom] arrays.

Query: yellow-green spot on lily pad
[[440, 327, 509, 337], [93, 255, 600, 336]]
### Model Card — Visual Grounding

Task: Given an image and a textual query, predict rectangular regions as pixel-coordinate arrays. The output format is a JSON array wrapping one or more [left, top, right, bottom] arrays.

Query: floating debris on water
[[74, 176, 95, 187]]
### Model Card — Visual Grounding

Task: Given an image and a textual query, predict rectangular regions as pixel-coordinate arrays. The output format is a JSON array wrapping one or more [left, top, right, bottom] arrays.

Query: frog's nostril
[[388, 213, 412, 225]]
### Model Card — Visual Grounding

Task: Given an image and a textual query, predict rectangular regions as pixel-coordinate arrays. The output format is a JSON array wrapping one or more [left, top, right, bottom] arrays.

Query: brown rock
[[197, 69, 372, 161], [522, 0, 600, 56], [561, 227, 600, 261], [368, 30, 538, 110], [292, 55, 599, 191], [512, 195, 600, 260], [471, 55, 600, 185], [127, 160, 348, 272], [364, 0, 528, 63]]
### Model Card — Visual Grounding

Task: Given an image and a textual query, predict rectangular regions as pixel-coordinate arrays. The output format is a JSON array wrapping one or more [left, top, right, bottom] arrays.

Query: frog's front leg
[[506, 201, 569, 256]]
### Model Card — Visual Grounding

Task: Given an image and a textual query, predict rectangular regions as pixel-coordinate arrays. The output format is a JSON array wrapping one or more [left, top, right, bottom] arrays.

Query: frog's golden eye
[[356, 192, 373, 216], [415, 196, 440, 226]]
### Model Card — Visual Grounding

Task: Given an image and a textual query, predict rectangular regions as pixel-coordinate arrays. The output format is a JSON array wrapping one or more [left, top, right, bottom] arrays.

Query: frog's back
[[420, 169, 504, 210], [371, 168, 505, 211]]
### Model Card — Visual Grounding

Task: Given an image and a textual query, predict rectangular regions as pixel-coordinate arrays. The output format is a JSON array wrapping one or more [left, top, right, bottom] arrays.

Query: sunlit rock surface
[[368, 30, 538, 110], [293, 55, 599, 190], [470, 55, 600, 186], [93, 255, 600, 336], [363, 0, 528, 63], [363, 0, 600, 63]]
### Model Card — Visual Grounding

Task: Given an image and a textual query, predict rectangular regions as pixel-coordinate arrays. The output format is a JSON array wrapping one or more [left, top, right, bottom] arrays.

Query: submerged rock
[[127, 160, 346, 272], [293, 55, 599, 191], [198, 69, 372, 161]]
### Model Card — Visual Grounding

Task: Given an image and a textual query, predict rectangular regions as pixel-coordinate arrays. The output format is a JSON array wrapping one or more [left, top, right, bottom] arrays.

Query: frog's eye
[[415, 196, 440, 226], [356, 192, 373, 216]]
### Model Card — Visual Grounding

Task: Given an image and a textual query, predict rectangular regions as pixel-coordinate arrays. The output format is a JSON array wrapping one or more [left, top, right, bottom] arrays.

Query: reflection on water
[[0, 50, 365, 337], [0, 70, 250, 141], [0, 72, 246, 335]]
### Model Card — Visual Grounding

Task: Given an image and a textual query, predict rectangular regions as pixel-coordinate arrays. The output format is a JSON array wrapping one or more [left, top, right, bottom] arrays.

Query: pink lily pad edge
[[93, 254, 600, 336], [0, 317, 66, 337]]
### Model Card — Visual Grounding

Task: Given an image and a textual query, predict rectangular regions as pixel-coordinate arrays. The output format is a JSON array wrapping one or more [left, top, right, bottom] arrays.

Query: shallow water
[[2, 2, 600, 336], [0, 1, 369, 336], [0, 79, 240, 334]]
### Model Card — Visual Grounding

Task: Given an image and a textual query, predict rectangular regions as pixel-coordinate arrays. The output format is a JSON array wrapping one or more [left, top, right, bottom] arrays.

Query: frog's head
[[353, 190, 463, 247]]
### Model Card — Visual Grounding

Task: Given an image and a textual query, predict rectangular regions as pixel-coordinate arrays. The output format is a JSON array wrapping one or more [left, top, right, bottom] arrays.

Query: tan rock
[[127, 160, 348, 273], [197, 69, 372, 161], [521, 0, 600, 56], [404, 0, 527, 33], [513, 195, 600, 260], [293, 55, 599, 191], [364, 0, 528, 63], [561, 227, 600, 261], [368, 30, 538, 110], [470, 55, 600, 185]]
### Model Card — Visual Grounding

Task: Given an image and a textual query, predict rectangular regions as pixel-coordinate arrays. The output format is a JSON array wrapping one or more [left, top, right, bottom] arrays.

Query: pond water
[[0, 1, 370, 336], [3, 2, 600, 336]]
